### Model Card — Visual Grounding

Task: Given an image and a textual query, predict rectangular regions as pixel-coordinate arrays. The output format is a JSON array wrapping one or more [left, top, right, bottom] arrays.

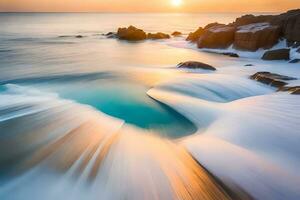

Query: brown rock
[[271, 9, 300, 43], [234, 23, 281, 51], [177, 61, 216, 71], [278, 86, 300, 95], [117, 26, 147, 41], [147, 32, 170, 39], [262, 49, 290, 60], [172, 31, 182, 36], [250, 72, 296, 88], [197, 25, 235, 49], [186, 27, 204, 42], [234, 14, 274, 27]]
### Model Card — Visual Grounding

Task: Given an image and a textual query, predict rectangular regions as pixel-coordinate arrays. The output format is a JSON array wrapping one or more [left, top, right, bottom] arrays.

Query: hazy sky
[[0, 0, 299, 12]]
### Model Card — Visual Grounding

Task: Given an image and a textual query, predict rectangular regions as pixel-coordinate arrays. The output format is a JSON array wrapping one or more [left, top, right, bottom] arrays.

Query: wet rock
[[75, 35, 84, 38], [262, 48, 290, 60], [244, 64, 254, 66], [172, 31, 182, 36], [250, 72, 296, 88], [279, 86, 300, 95], [222, 52, 239, 57], [177, 61, 216, 71], [297, 48, 300, 53], [105, 32, 117, 38], [289, 59, 300, 63], [147, 32, 170, 40], [117, 26, 147, 41], [234, 23, 281, 51], [197, 25, 235, 49], [271, 9, 300, 43], [186, 27, 204, 42]]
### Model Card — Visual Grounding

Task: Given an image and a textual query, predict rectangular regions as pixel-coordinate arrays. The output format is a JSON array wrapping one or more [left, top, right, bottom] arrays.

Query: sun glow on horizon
[[171, 0, 183, 7]]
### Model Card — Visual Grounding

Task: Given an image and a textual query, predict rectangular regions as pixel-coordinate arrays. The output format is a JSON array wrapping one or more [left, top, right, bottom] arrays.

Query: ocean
[[1, 12, 300, 200]]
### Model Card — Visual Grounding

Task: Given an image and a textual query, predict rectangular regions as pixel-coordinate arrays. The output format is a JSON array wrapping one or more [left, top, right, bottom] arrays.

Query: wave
[[148, 87, 300, 200], [0, 84, 232, 200]]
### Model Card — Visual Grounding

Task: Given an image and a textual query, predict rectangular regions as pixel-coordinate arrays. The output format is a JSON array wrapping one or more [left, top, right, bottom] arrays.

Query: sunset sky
[[0, 0, 299, 12]]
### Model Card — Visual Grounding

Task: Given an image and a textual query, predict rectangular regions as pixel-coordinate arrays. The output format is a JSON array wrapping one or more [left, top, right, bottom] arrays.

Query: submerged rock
[[262, 49, 290, 60], [279, 86, 300, 95], [222, 52, 239, 57], [186, 27, 204, 42], [177, 61, 216, 71], [105, 32, 117, 38], [117, 26, 147, 41], [234, 23, 280, 51], [147, 32, 170, 39], [289, 59, 300, 63], [250, 72, 296, 88], [197, 25, 235, 49], [171, 31, 182, 37]]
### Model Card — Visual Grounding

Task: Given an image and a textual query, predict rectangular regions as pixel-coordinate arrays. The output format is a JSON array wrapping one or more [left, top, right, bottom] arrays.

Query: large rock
[[172, 31, 182, 37], [117, 26, 147, 41], [271, 9, 300, 43], [234, 14, 274, 27], [177, 61, 216, 71], [250, 71, 296, 88], [186, 27, 204, 42], [197, 25, 235, 49], [234, 23, 280, 51], [147, 32, 170, 39], [262, 49, 290, 60]]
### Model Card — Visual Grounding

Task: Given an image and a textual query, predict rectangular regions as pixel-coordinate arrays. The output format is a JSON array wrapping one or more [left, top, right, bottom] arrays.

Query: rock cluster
[[188, 9, 300, 52], [108, 26, 173, 41]]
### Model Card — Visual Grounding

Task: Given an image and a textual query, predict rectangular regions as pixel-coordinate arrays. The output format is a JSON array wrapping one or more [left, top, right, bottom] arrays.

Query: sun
[[171, 0, 183, 7]]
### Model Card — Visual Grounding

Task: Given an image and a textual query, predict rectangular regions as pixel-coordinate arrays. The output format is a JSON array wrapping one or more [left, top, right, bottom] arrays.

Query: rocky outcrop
[[177, 61, 216, 71], [271, 9, 300, 43], [234, 23, 281, 51], [186, 27, 204, 42], [262, 49, 290, 60], [172, 31, 182, 37], [234, 14, 274, 27], [197, 25, 235, 49], [250, 72, 296, 88], [147, 32, 170, 39], [117, 26, 147, 41]]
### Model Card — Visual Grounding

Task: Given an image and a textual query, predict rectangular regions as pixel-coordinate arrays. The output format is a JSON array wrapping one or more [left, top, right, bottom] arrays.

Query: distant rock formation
[[187, 9, 300, 53], [177, 61, 216, 71], [262, 49, 290, 60], [171, 31, 182, 37], [117, 26, 147, 41], [147, 32, 170, 39]]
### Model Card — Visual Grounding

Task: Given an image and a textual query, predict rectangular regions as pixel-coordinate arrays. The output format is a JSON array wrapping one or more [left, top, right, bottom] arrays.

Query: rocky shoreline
[[106, 9, 300, 61], [103, 9, 300, 95]]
